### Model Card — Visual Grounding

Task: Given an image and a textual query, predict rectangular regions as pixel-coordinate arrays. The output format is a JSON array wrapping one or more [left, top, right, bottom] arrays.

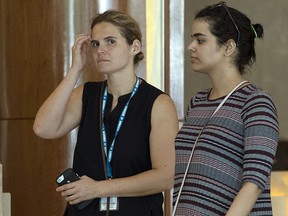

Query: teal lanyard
[[101, 77, 140, 178]]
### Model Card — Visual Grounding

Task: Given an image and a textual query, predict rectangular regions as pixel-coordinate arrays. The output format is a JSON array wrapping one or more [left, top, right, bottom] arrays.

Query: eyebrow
[[91, 36, 118, 43], [191, 33, 207, 38]]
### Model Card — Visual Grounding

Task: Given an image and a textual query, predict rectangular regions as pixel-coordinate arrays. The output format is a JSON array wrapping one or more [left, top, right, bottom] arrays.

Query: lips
[[97, 59, 110, 64], [190, 56, 199, 63]]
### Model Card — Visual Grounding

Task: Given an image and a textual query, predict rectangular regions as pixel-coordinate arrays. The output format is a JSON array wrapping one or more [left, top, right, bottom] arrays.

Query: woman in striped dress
[[173, 2, 279, 216]]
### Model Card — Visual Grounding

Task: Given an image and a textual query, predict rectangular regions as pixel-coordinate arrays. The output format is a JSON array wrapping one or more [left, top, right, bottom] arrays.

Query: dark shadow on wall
[[273, 140, 288, 171]]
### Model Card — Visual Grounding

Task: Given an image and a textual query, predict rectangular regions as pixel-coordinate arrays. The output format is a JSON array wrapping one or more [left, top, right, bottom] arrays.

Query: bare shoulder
[[153, 93, 177, 111], [151, 94, 178, 125]]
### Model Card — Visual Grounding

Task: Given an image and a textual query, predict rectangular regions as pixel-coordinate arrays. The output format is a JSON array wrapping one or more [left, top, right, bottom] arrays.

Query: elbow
[[33, 122, 46, 138], [33, 121, 67, 139], [33, 122, 41, 135], [164, 183, 173, 191], [166, 177, 175, 190], [33, 122, 54, 139], [162, 173, 175, 191], [161, 165, 175, 191]]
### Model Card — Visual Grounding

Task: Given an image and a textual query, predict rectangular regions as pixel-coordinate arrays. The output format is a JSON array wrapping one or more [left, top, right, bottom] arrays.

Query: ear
[[130, 39, 141, 55], [223, 39, 237, 56]]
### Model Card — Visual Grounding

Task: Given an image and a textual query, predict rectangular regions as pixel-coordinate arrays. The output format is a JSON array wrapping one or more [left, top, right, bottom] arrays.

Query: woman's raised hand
[[71, 34, 91, 73]]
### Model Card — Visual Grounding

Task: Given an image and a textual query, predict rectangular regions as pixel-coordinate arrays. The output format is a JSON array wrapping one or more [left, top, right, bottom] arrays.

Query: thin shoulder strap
[[211, 80, 248, 117]]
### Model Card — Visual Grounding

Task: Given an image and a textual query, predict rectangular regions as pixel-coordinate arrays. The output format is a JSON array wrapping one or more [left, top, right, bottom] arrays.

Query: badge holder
[[100, 196, 119, 211]]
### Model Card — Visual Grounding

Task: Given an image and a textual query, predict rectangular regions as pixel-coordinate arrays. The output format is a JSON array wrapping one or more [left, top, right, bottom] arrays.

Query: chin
[[191, 65, 200, 72], [97, 66, 111, 73], [94, 68, 108, 76], [191, 67, 206, 74]]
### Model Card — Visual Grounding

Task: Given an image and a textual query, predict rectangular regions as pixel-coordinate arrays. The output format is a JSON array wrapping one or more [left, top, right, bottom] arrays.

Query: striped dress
[[173, 84, 279, 216]]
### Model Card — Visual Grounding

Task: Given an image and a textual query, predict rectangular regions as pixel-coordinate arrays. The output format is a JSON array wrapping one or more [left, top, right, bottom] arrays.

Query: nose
[[187, 42, 196, 53], [96, 43, 107, 54]]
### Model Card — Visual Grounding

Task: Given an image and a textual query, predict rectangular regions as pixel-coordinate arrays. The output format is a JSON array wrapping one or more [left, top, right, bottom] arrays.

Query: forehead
[[191, 19, 212, 36], [91, 22, 123, 40]]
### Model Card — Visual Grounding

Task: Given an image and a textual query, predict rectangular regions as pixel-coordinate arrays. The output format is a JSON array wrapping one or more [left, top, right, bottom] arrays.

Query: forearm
[[94, 168, 174, 198], [33, 68, 81, 138], [226, 182, 262, 216]]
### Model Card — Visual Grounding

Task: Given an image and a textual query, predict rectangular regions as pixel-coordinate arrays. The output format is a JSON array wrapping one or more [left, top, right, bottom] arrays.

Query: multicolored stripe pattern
[[173, 84, 279, 216]]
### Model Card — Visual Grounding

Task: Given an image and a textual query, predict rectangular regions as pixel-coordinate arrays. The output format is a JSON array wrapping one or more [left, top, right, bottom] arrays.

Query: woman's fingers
[[71, 34, 91, 71]]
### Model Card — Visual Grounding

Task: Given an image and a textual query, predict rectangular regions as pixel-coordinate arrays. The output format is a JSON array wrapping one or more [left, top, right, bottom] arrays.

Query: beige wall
[[184, 0, 288, 140]]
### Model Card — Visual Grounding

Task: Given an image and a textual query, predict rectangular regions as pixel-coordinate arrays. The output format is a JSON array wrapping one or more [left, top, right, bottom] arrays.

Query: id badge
[[100, 197, 119, 211]]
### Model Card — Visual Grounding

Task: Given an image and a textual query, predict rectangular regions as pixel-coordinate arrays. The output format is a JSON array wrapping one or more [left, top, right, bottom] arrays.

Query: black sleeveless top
[[64, 79, 164, 216]]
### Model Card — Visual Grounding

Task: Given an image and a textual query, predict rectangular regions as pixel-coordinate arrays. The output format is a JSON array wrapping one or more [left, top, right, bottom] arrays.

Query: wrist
[[67, 66, 83, 76]]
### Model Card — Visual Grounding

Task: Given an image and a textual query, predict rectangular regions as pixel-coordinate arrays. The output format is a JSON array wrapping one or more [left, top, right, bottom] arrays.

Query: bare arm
[[33, 34, 91, 139], [226, 182, 262, 216], [57, 94, 179, 204]]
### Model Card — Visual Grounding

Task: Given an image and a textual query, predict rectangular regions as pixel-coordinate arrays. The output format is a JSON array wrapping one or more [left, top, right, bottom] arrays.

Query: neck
[[106, 74, 137, 98], [209, 75, 246, 99]]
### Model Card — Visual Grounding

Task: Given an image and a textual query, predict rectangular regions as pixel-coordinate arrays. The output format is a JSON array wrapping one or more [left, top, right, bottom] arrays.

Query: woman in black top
[[33, 10, 179, 216]]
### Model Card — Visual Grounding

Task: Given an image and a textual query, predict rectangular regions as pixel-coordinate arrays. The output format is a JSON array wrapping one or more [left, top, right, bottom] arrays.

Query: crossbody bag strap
[[172, 80, 249, 215]]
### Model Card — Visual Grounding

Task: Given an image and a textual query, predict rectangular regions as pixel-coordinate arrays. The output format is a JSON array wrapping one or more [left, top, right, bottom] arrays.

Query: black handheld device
[[56, 168, 93, 210]]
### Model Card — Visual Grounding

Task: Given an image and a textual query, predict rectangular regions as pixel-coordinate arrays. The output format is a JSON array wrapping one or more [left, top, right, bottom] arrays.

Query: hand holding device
[[56, 168, 93, 210]]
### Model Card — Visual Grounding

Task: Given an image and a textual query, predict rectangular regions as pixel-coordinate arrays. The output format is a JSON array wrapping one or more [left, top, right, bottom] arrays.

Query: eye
[[190, 37, 204, 44], [197, 39, 204, 44], [106, 38, 116, 46], [91, 41, 99, 48]]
